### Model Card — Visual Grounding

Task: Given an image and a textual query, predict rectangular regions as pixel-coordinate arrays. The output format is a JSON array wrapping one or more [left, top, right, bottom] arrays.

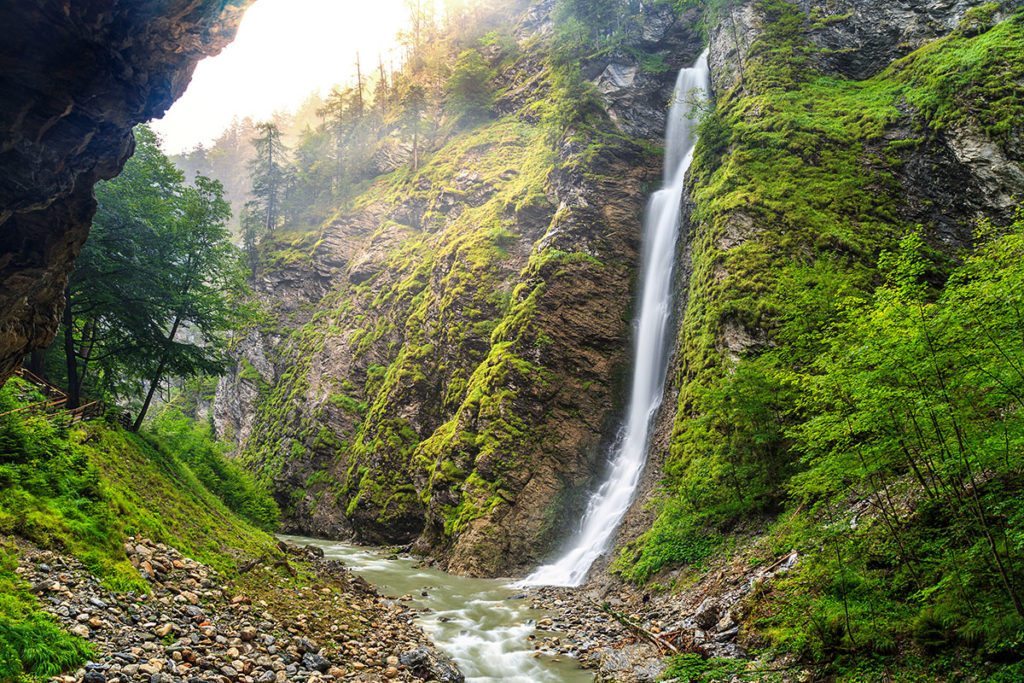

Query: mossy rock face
[[613, 0, 1024, 584], [219, 2, 695, 574], [231, 110, 660, 573]]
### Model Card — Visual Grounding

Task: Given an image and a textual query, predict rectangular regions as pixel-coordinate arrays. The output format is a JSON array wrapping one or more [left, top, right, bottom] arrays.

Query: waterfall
[[521, 49, 711, 588]]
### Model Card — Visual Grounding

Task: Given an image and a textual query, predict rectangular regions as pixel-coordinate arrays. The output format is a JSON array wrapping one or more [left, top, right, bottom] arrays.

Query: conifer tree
[[249, 121, 288, 233]]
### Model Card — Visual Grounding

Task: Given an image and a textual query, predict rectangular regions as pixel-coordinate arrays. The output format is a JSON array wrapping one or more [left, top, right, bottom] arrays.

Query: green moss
[[0, 380, 278, 679], [238, 358, 262, 382], [329, 392, 368, 415], [0, 539, 94, 681]]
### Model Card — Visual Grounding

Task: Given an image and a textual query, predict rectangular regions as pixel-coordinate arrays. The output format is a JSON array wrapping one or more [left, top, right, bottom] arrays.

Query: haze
[[152, 0, 409, 154]]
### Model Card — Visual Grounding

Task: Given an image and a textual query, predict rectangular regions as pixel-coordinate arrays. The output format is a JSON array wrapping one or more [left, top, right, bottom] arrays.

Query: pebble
[[16, 537, 464, 683]]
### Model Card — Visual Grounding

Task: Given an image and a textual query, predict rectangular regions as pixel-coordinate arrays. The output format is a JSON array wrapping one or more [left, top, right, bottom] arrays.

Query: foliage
[[661, 653, 750, 682], [0, 540, 93, 682], [0, 379, 277, 679], [247, 121, 289, 236], [446, 49, 496, 125], [148, 408, 280, 530]]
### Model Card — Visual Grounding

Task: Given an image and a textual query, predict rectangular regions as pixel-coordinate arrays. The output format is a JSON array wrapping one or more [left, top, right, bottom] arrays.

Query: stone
[[83, 670, 106, 683], [0, 0, 252, 383], [301, 652, 330, 674]]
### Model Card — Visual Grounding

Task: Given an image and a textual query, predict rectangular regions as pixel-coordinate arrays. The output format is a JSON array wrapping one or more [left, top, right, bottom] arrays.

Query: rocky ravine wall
[[215, 1, 705, 576], [610, 0, 1024, 579], [0, 0, 251, 383]]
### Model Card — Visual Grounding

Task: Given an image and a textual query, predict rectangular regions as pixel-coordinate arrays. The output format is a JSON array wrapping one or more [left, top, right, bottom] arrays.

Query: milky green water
[[280, 536, 593, 683]]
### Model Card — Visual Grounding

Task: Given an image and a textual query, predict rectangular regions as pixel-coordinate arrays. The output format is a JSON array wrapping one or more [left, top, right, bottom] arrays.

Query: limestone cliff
[[0, 0, 250, 383], [215, 0, 704, 576]]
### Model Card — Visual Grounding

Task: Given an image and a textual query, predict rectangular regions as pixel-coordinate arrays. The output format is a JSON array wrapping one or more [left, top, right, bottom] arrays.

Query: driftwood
[[592, 599, 682, 655], [237, 554, 297, 577], [237, 556, 264, 574]]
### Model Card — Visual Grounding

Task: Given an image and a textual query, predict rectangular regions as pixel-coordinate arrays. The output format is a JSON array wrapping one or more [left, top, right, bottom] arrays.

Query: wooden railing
[[0, 368, 104, 424]]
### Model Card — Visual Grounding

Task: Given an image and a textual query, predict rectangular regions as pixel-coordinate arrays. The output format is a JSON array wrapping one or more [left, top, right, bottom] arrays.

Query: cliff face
[[613, 0, 1024, 581], [0, 0, 250, 383], [215, 1, 704, 576]]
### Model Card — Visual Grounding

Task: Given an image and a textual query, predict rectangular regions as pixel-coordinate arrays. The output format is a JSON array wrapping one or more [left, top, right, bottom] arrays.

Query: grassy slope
[[0, 378, 280, 680]]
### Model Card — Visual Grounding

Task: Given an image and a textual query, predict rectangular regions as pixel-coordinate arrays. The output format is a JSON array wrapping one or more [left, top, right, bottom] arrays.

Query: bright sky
[[151, 0, 409, 154]]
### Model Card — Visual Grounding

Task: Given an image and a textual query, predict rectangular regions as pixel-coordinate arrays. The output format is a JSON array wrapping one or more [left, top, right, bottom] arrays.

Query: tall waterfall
[[522, 49, 711, 588]]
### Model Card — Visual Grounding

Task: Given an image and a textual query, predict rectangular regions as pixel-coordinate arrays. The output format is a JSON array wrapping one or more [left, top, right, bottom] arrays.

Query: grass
[[0, 378, 280, 680]]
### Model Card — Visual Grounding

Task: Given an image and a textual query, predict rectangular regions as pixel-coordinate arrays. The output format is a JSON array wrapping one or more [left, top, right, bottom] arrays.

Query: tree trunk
[[412, 121, 419, 171], [26, 350, 46, 378], [63, 286, 80, 409], [131, 314, 182, 432]]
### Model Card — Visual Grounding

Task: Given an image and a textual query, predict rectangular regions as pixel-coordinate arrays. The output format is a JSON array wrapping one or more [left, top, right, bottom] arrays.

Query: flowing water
[[522, 50, 711, 588], [280, 536, 594, 683]]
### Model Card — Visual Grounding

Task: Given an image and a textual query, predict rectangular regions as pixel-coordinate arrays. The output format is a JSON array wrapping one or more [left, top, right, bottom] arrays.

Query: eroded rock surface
[[0, 0, 251, 383]]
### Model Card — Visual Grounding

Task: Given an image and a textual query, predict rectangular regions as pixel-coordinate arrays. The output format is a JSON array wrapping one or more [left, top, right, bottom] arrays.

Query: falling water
[[522, 49, 711, 588]]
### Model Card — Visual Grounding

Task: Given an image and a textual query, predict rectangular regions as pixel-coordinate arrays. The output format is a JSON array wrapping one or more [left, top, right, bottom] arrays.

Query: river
[[280, 535, 594, 683]]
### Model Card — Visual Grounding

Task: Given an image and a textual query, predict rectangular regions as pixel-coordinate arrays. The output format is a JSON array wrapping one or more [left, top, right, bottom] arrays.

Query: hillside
[[1, 0, 1023, 681], [0, 380, 456, 682]]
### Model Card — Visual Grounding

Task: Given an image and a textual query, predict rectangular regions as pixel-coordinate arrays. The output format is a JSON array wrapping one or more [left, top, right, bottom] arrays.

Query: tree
[[240, 202, 263, 274], [56, 125, 249, 429], [249, 121, 288, 233], [447, 48, 495, 125], [64, 126, 183, 407], [376, 54, 391, 112], [552, 0, 627, 60], [400, 80, 427, 171], [132, 174, 245, 431]]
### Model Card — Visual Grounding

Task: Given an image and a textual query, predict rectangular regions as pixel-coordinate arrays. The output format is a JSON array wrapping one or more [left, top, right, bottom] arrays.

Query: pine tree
[[447, 48, 495, 125], [248, 121, 288, 233], [400, 81, 427, 171]]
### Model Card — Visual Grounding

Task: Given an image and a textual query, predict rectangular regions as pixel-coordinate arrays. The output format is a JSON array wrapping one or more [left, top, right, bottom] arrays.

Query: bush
[[148, 409, 280, 531]]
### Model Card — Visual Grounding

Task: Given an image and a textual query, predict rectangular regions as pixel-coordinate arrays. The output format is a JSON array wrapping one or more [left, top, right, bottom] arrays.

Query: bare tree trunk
[[132, 314, 182, 432], [63, 286, 80, 409], [355, 52, 364, 116]]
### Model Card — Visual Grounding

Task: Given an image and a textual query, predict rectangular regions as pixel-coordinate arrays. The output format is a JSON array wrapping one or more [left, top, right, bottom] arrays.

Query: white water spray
[[522, 50, 711, 588]]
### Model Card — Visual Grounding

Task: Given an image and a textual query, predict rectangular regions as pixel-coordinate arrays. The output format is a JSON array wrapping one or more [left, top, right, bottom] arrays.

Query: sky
[[151, 0, 410, 154]]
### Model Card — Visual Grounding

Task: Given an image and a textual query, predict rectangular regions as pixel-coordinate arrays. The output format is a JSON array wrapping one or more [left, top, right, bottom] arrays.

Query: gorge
[[2, 0, 1024, 682]]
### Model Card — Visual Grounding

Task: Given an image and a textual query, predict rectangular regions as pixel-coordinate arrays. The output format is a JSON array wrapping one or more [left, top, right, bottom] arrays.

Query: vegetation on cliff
[[613, 2, 1024, 678]]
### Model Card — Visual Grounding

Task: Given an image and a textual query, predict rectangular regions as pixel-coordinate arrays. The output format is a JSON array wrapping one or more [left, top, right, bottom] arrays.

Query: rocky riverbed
[[17, 538, 461, 683], [16, 531, 807, 683], [525, 549, 803, 682]]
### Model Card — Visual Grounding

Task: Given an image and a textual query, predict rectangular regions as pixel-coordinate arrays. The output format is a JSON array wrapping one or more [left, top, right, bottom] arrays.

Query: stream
[[280, 535, 594, 683]]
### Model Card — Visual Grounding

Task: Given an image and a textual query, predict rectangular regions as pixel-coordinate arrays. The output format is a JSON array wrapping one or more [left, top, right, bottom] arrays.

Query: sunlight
[[152, 0, 410, 153]]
